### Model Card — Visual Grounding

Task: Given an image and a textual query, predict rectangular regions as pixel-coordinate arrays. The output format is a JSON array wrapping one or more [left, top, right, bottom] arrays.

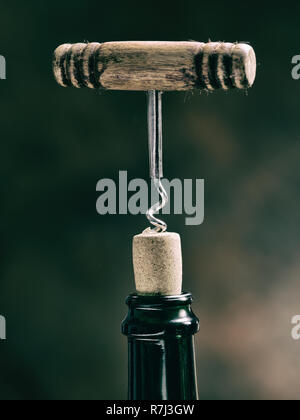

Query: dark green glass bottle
[[122, 293, 200, 400]]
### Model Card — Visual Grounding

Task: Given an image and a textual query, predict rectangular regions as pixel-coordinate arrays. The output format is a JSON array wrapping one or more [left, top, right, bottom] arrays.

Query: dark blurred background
[[0, 0, 300, 400]]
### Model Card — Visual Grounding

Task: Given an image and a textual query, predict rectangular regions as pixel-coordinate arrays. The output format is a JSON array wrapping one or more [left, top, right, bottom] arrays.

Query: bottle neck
[[122, 293, 200, 401]]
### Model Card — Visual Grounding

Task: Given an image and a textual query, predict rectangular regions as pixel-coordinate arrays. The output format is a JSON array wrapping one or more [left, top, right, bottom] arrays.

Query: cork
[[133, 230, 183, 295]]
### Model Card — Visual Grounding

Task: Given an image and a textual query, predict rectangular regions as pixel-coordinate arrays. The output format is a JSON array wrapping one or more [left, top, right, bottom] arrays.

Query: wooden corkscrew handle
[[53, 41, 256, 92]]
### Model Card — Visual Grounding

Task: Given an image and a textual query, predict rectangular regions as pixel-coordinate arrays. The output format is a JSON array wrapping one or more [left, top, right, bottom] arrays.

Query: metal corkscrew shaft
[[146, 91, 168, 233], [148, 91, 163, 180]]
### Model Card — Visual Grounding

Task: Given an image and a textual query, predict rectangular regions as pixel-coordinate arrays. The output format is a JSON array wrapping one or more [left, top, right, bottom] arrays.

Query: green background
[[0, 0, 300, 400]]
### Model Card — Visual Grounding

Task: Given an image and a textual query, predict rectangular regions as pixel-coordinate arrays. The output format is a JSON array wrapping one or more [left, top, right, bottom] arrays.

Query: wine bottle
[[122, 293, 199, 400]]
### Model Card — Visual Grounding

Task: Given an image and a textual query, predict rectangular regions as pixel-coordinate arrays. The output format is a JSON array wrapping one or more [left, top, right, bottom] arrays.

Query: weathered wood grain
[[53, 41, 256, 91]]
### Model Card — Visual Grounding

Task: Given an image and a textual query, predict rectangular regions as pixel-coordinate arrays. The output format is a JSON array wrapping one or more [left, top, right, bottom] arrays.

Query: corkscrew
[[53, 40, 256, 234]]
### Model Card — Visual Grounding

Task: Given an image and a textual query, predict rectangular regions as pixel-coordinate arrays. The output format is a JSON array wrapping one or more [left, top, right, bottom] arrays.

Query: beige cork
[[133, 230, 183, 295]]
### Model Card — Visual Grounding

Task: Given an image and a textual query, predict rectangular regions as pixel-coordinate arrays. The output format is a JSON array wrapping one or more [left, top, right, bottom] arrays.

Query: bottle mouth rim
[[126, 292, 193, 307]]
